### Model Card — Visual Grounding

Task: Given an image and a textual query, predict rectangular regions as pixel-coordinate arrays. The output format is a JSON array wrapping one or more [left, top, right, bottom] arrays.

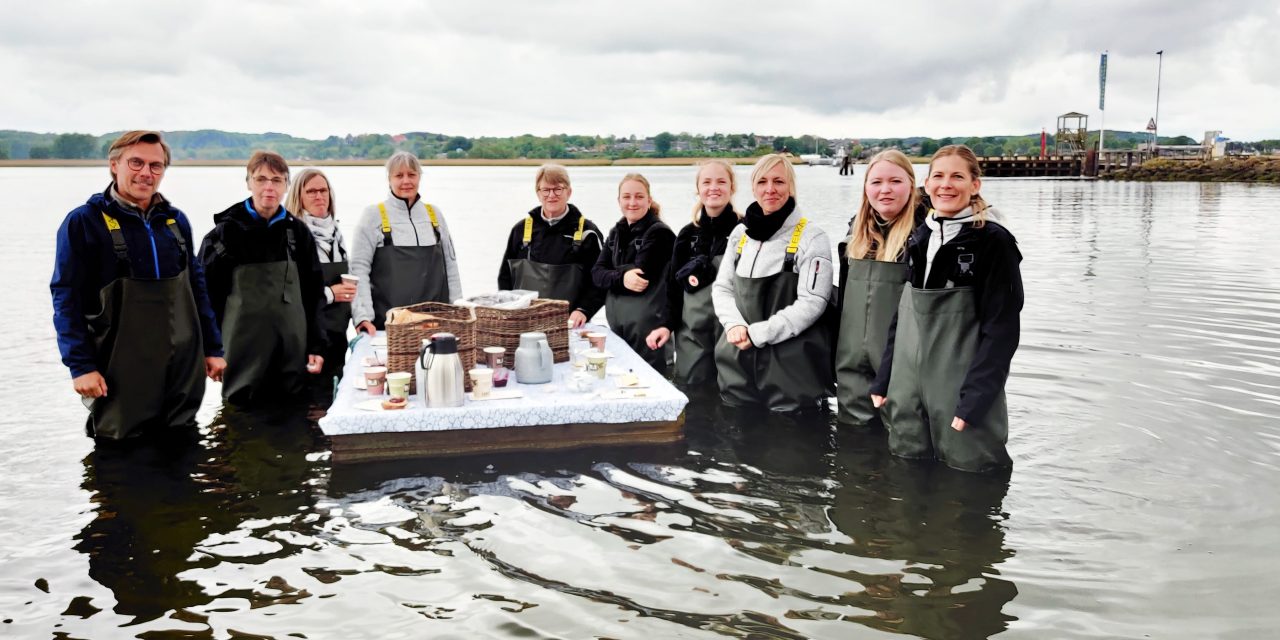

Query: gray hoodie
[[349, 193, 462, 325], [712, 208, 833, 347]]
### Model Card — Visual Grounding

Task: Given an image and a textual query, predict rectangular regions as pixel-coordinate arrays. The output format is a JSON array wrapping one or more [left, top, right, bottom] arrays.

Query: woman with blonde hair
[[350, 151, 462, 334], [592, 173, 676, 373], [870, 145, 1023, 473], [835, 150, 925, 425], [286, 168, 355, 385], [646, 159, 741, 386], [711, 154, 834, 411]]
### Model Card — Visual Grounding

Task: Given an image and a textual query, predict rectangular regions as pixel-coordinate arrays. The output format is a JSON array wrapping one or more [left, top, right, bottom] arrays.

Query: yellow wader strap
[[573, 215, 585, 247], [733, 232, 749, 266], [378, 203, 393, 246], [783, 218, 807, 272], [380, 201, 441, 245], [522, 216, 533, 248], [101, 211, 131, 271]]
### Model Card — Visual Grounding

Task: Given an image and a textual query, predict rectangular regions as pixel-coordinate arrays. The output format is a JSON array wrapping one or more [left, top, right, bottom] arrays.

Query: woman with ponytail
[[870, 145, 1023, 473], [646, 160, 741, 386], [592, 173, 676, 373], [836, 150, 925, 425]]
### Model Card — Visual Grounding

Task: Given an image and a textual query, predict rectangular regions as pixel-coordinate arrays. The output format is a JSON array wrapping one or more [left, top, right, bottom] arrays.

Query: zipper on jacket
[[748, 238, 761, 276], [142, 216, 160, 278]]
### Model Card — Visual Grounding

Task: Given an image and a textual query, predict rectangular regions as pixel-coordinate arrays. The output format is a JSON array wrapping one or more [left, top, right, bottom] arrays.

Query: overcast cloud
[[2, 0, 1277, 140]]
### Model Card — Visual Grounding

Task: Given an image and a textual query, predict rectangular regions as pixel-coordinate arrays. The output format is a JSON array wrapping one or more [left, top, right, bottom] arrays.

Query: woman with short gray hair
[[350, 151, 462, 333]]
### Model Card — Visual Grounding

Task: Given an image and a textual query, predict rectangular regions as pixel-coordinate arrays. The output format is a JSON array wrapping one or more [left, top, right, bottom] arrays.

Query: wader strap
[[285, 228, 297, 261], [573, 215, 584, 247], [164, 218, 188, 264], [380, 202, 442, 245], [521, 216, 533, 255], [378, 203, 394, 246], [101, 211, 131, 275], [425, 204, 441, 242], [783, 218, 807, 273], [734, 232, 749, 266]]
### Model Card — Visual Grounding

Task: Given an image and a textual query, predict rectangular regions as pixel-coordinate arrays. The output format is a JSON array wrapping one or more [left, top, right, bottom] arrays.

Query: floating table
[[319, 324, 688, 463]]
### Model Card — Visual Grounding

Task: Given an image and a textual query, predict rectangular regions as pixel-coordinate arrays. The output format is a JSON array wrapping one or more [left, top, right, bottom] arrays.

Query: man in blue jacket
[[51, 131, 225, 441]]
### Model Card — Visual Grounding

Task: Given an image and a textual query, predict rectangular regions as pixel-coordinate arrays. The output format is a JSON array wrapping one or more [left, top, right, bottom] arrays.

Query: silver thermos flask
[[417, 332, 465, 408]]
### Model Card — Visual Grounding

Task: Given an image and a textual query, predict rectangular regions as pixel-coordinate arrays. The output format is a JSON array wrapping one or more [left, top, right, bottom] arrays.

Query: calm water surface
[[1, 165, 1278, 639]]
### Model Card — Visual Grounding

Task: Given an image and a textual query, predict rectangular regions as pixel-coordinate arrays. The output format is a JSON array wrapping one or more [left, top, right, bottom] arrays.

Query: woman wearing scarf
[[286, 168, 354, 386], [711, 154, 834, 412]]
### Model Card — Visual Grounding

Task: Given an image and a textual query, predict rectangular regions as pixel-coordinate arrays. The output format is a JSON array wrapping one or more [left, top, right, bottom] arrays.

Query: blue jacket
[[51, 187, 224, 378]]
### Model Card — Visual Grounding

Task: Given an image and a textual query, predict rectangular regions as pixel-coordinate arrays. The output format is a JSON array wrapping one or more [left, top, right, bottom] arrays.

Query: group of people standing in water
[[51, 130, 1022, 473]]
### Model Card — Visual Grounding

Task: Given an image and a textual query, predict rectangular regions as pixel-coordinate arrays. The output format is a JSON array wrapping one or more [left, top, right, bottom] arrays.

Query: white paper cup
[[469, 368, 494, 398]]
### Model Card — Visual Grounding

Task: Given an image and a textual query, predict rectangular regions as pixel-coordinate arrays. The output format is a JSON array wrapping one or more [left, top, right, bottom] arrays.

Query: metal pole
[[1154, 50, 1163, 155], [1099, 51, 1107, 155]]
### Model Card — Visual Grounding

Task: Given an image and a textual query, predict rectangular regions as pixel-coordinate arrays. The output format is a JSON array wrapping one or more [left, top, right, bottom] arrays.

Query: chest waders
[[220, 229, 307, 404], [715, 220, 833, 411], [883, 286, 1012, 473], [317, 257, 351, 384], [604, 224, 672, 374], [84, 212, 204, 440], [507, 215, 586, 303], [370, 202, 448, 330], [835, 258, 908, 425], [673, 254, 722, 386]]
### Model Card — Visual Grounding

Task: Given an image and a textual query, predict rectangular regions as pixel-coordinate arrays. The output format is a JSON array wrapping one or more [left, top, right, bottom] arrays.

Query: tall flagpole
[[1153, 50, 1163, 154], [1099, 51, 1108, 153]]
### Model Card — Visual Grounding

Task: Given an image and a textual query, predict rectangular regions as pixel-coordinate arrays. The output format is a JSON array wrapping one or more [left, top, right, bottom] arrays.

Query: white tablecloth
[[318, 324, 689, 436]]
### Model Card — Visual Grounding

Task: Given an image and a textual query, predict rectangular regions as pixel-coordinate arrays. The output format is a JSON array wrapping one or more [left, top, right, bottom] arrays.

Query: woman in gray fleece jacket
[[712, 154, 835, 411]]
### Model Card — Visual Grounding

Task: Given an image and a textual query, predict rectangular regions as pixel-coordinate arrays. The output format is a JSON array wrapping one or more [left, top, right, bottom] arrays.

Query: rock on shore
[[1105, 156, 1280, 182]]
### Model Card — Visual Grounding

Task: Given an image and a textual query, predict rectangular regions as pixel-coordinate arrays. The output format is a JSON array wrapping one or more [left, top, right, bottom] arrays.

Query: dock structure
[[979, 155, 1083, 178]]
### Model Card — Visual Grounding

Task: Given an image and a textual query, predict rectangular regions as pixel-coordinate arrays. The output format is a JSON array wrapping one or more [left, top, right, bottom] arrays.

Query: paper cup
[[363, 366, 387, 396], [586, 332, 607, 351], [340, 274, 360, 286], [386, 371, 412, 400], [468, 368, 494, 398], [585, 349, 608, 379]]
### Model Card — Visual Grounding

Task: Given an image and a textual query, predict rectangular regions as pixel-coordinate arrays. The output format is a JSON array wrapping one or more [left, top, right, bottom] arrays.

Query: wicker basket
[[474, 298, 571, 363], [385, 301, 476, 392]]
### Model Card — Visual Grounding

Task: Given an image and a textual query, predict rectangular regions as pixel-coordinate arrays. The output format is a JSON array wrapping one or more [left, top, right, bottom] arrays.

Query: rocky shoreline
[[1104, 156, 1280, 183]]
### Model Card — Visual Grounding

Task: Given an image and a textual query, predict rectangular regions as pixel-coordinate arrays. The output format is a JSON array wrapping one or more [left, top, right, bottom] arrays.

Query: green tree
[[654, 132, 675, 156], [53, 133, 98, 159], [919, 138, 939, 156], [0, 141, 8, 160]]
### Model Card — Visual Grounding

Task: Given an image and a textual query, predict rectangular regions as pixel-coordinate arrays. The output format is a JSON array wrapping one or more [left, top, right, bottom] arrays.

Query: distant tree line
[[0, 128, 1266, 162]]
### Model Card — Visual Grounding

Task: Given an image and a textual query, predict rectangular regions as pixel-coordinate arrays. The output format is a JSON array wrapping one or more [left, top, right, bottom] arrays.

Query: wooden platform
[[328, 415, 686, 464]]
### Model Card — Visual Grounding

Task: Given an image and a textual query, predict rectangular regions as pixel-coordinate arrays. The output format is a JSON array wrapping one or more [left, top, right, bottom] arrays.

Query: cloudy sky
[[3, 1, 1278, 141]]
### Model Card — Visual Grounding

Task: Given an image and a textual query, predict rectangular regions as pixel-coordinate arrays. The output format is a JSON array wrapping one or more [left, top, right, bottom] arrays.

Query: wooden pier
[[977, 150, 1157, 178]]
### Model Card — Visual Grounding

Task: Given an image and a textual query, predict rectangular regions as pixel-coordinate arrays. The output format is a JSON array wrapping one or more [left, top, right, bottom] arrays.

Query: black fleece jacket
[[591, 209, 676, 295], [870, 217, 1023, 423], [661, 206, 739, 330], [198, 200, 328, 355], [497, 204, 607, 317]]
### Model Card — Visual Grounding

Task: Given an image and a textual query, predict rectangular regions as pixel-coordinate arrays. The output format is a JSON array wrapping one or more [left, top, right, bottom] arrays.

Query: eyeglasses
[[537, 186, 567, 196], [304, 188, 330, 196], [253, 176, 286, 186], [125, 157, 166, 174]]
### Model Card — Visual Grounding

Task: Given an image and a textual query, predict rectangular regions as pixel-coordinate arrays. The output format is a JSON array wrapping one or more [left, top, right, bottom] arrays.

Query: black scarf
[[694, 204, 739, 254], [744, 197, 795, 241]]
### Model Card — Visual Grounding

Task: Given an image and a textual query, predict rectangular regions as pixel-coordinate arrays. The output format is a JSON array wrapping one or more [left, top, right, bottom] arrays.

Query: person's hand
[[568, 310, 587, 328], [646, 327, 671, 349], [871, 394, 885, 408], [73, 371, 108, 399], [356, 321, 377, 336], [623, 269, 648, 293], [725, 325, 752, 351], [331, 282, 357, 303], [205, 357, 226, 382], [306, 354, 324, 374], [951, 416, 967, 431]]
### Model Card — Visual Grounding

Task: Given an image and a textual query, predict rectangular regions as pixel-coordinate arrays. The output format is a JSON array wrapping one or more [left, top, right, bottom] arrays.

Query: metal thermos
[[416, 332, 465, 408]]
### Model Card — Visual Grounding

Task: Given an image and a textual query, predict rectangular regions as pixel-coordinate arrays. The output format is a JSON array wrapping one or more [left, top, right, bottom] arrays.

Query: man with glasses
[[199, 150, 327, 404], [51, 130, 225, 441], [497, 163, 605, 327]]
